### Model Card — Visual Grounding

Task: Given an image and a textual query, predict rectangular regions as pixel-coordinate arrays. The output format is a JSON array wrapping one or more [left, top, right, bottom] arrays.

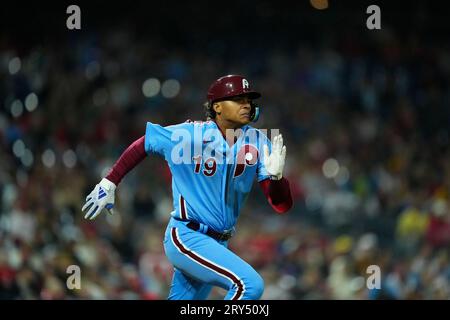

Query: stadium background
[[1, 1, 450, 299]]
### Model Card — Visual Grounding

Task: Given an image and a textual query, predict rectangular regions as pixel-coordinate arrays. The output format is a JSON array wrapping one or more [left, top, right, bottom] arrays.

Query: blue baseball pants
[[163, 217, 264, 300]]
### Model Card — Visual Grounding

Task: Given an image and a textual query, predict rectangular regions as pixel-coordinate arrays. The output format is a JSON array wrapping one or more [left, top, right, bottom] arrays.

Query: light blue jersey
[[144, 120, 272, 233]]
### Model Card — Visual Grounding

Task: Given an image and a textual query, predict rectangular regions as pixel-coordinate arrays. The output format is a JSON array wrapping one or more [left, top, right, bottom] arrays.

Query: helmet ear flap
[[250, 102, 260, 122], [204, 101, 216, 120]]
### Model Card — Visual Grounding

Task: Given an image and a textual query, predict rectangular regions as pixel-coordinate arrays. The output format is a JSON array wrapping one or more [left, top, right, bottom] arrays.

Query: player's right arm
[[81, 121, 192, 220], [82, 135, 146, 220]]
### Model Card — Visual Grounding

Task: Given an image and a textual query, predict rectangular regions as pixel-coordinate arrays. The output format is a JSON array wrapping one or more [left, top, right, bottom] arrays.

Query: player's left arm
[[259, 134, 293, 213]]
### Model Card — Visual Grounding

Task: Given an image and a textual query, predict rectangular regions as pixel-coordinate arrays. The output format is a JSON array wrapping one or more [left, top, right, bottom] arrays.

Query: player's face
[[215, 95, 252, 127]]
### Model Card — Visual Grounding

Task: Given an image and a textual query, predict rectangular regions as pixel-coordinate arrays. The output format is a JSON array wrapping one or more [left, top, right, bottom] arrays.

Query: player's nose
[[240, 100, 251, 109]]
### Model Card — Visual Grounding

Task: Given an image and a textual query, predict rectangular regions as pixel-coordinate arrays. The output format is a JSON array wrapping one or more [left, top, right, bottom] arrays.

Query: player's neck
[[214, 118, 245, 147], [214, 118, 243, 137]]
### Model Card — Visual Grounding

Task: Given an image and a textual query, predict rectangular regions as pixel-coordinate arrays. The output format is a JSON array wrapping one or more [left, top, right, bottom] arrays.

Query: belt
[[174, 218, 233, 241]]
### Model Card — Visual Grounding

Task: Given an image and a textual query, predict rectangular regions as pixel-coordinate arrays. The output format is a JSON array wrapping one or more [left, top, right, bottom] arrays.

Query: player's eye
[[232, 96, 250, 104]]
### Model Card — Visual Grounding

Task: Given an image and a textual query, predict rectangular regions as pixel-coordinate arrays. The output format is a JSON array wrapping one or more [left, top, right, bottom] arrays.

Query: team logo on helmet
[[242, 79, 249, 89]]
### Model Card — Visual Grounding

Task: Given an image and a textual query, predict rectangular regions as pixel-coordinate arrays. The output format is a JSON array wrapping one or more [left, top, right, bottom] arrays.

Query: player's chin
[[238, 115, 251, 125]]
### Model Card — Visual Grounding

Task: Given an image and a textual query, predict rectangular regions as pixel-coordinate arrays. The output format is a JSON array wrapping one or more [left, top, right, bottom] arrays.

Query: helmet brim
[[212, 91, 261, 103], [240, 91, 261, 100]]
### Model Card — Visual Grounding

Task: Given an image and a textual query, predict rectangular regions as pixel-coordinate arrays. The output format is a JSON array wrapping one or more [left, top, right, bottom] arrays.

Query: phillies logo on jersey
[[234, 144, 258, 177]]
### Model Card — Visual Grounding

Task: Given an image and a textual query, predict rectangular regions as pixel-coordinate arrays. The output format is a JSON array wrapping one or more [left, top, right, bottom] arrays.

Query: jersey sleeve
[[257, 131, 272, 182], [144, 121, 193, 159]]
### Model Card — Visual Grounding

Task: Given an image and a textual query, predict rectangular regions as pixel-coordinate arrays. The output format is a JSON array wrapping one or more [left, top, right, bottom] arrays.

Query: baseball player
[[82, 75, 293, 300]]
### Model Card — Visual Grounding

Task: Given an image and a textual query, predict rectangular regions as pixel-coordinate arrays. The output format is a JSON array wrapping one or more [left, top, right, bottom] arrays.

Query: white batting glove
[[263, 134, 287, 181], [82, 178, 116, 220]]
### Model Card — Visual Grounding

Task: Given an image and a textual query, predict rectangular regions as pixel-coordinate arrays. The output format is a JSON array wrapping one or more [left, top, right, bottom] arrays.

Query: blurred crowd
[[1, 9, 450, 299]]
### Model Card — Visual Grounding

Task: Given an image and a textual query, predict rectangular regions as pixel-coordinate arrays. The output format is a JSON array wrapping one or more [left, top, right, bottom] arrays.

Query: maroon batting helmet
[[207, 75, 261, 103]]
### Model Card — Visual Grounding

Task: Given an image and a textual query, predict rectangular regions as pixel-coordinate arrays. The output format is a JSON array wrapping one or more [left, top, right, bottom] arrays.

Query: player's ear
[[213, 102, 222, 115]]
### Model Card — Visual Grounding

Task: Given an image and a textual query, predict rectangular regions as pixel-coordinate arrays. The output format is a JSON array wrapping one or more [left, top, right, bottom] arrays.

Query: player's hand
[[263, 134, 286, 181], [82, 178, 116, 220]]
